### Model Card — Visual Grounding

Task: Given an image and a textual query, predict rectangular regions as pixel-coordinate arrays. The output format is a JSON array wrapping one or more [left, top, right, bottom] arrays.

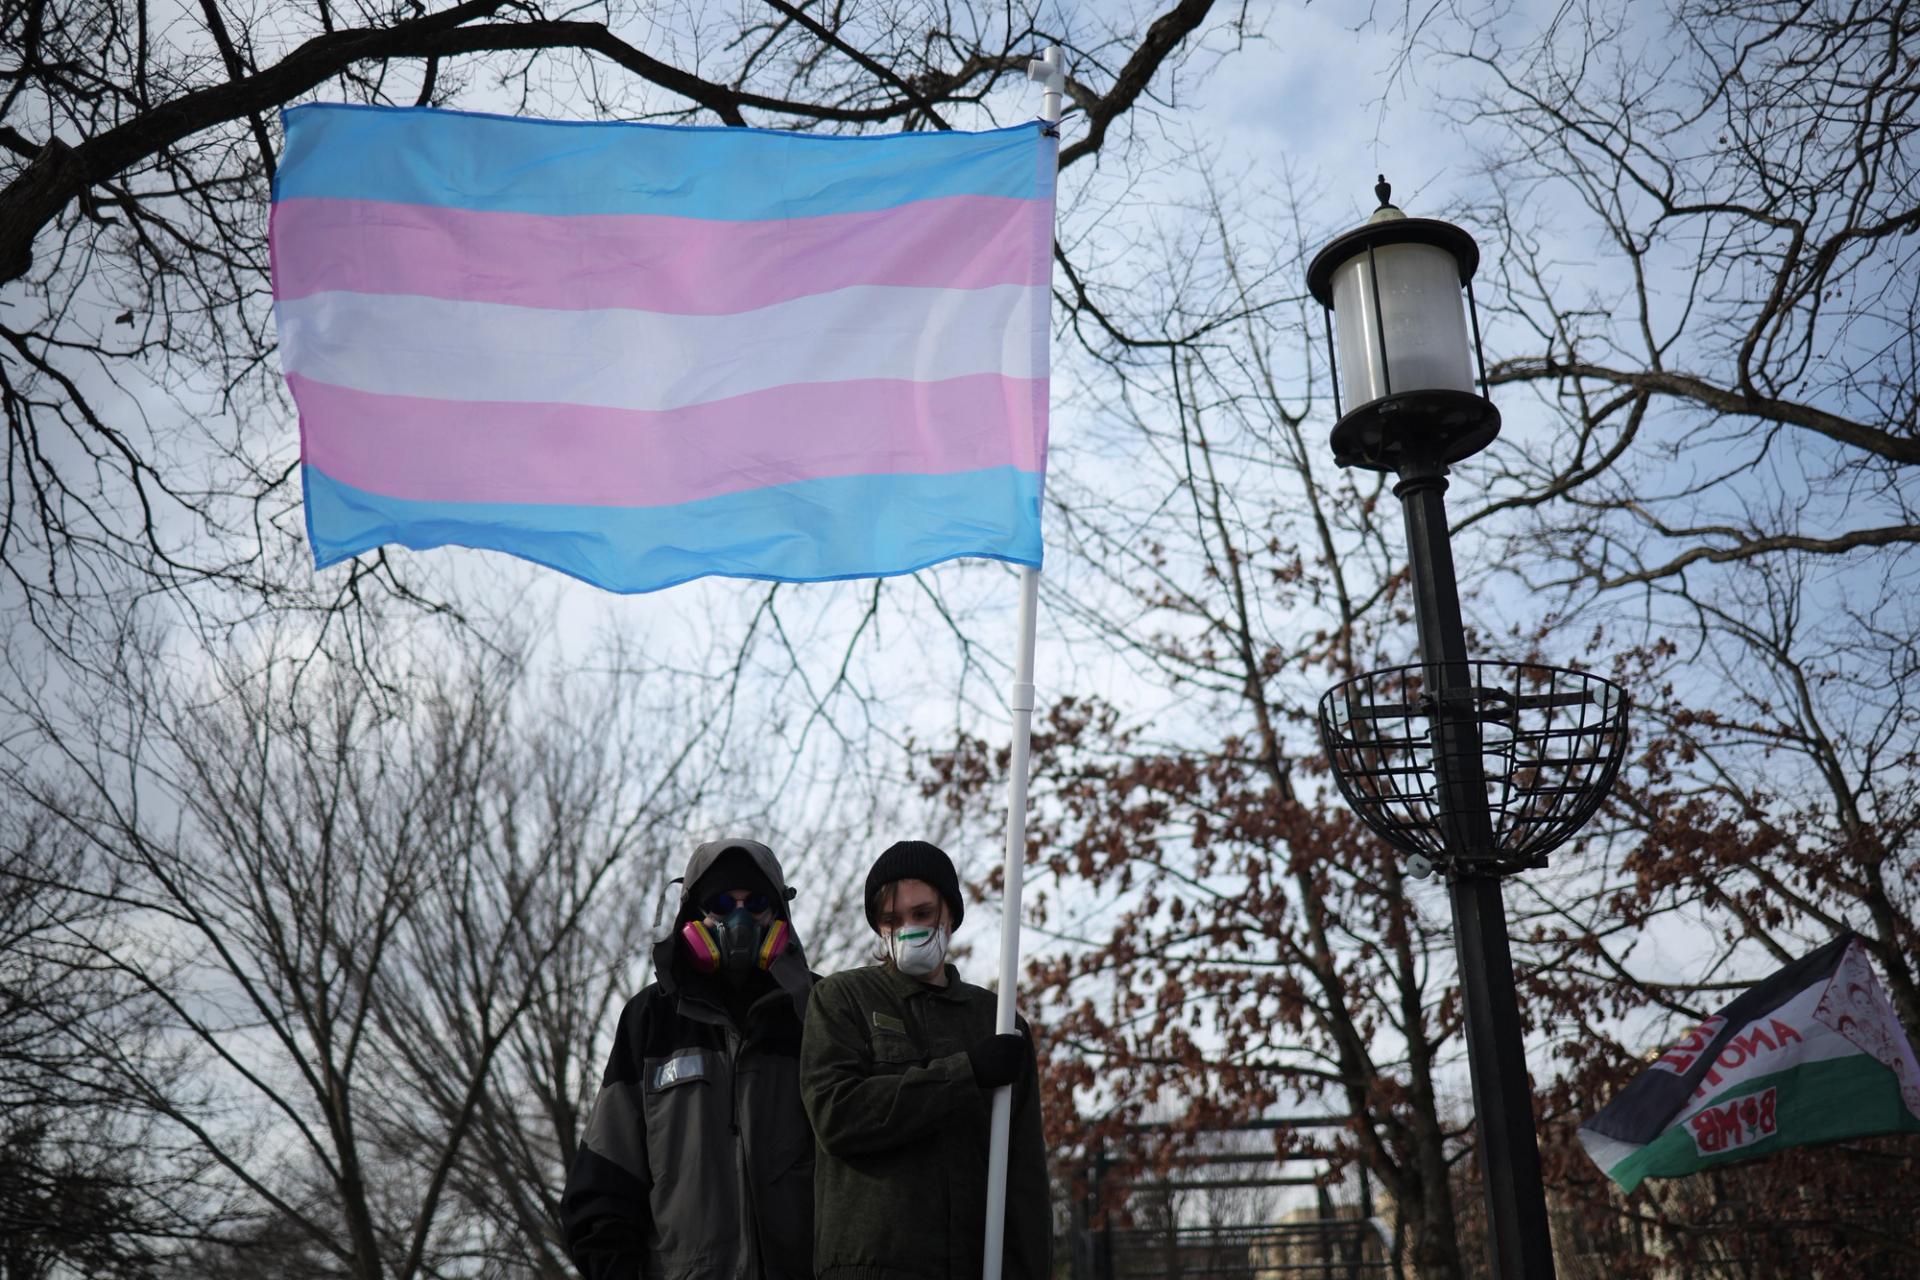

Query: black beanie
[[864, 840, 964, 932]]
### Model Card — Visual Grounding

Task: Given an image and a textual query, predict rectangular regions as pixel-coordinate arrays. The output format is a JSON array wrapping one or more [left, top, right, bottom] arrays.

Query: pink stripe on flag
[[271, 194, 1051, 314], [291, 372, 1047, 506]]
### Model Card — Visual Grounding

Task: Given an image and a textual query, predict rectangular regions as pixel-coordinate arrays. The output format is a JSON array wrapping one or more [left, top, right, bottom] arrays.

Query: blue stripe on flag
[[303, 464, 1045, 593], [276, 104, 1052, 218]]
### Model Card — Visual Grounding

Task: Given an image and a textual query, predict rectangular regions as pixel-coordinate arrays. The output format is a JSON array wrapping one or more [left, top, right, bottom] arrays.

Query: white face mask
[[887, 923, 950, 978]]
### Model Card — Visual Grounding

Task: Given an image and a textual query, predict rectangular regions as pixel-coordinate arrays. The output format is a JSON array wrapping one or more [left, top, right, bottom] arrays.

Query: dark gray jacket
[[562, 841, 815, 1280], [800, 963, 1051, 1280]]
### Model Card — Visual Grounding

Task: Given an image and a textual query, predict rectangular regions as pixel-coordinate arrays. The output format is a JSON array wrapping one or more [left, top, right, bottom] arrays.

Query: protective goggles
[[702, 890, 772, 917]]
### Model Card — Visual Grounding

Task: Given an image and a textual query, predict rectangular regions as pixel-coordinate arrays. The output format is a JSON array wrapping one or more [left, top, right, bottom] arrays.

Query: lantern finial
[[1375, 174, 1393, 209]]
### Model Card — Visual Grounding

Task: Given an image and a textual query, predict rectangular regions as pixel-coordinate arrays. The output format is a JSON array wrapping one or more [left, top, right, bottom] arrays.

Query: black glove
[[966, 1032, 1026, 1089]]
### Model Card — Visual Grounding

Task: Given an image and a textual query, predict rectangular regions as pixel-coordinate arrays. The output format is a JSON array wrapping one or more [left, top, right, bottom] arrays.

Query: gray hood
[[673, 837, 796, 928], [654, 837, 811, 1011]]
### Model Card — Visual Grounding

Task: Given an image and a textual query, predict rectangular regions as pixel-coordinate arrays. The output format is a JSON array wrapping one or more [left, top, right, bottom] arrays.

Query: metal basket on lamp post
[[1318, 661, 1629, 878]]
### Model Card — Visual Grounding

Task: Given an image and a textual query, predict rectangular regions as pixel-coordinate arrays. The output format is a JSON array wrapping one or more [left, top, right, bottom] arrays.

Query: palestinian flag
[[1580, 933, 1920, 1192]]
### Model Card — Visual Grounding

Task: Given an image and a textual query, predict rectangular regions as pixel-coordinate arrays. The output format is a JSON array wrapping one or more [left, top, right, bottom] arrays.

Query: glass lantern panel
[[1330, 241, 1475, 407]]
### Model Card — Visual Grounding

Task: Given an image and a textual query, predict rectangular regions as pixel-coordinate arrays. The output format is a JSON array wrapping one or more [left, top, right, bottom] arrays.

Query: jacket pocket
[[641, 1049, 718, 1157], [640, 1049, 735, 1262], [868, 1031, 927, 1074]]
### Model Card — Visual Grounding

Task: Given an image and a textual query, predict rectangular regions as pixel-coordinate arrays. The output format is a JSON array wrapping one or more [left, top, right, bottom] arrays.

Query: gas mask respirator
[[682, 906, 790, 982]]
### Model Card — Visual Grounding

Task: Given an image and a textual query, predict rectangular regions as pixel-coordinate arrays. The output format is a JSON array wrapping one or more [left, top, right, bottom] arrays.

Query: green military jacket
[[799, 962, 1051, 1280]]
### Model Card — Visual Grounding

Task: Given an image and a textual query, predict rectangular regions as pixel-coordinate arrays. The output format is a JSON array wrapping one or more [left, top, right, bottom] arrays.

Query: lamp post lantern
[[1305, 174, 1500, 472], [1307, 179, 1629, 1280]]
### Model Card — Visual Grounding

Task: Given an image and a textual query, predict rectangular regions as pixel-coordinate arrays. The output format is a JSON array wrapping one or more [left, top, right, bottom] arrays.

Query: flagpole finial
[[1027, 46, 1065, 126]]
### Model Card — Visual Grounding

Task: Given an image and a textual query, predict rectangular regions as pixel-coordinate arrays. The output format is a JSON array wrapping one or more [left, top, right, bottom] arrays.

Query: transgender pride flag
[[269, 104, 1055, 593]]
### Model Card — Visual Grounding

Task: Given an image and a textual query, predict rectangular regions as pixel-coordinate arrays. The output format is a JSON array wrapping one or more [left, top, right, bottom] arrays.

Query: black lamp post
[[1307, 179, 1629, 1280]]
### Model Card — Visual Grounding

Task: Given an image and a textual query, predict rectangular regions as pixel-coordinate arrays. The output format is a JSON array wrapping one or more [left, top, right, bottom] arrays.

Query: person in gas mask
[[799, 840, 1050, 1280], [562, 839, 816, 1280]]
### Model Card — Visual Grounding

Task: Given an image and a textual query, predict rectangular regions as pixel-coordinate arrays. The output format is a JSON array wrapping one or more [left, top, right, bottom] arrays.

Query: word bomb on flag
[[1688, 1087, 1778, 1156]]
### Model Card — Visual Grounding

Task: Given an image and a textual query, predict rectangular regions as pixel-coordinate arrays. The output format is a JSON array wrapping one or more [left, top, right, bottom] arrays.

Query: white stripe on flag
[[276, 284, 1048, 412], [1664, 983, 1856, 1130]]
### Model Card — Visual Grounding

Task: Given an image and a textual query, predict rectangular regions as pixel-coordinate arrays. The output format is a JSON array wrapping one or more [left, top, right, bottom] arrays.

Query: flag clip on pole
[[982, 46, 1062, 1280]]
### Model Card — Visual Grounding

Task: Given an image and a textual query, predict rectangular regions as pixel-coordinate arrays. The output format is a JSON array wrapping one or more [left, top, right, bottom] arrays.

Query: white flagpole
[[982, 44, 1063, 1280]]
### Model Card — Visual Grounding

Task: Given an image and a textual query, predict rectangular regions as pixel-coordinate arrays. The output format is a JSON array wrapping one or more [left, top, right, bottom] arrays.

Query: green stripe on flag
[[1608, 1054, 1920, 1192]]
